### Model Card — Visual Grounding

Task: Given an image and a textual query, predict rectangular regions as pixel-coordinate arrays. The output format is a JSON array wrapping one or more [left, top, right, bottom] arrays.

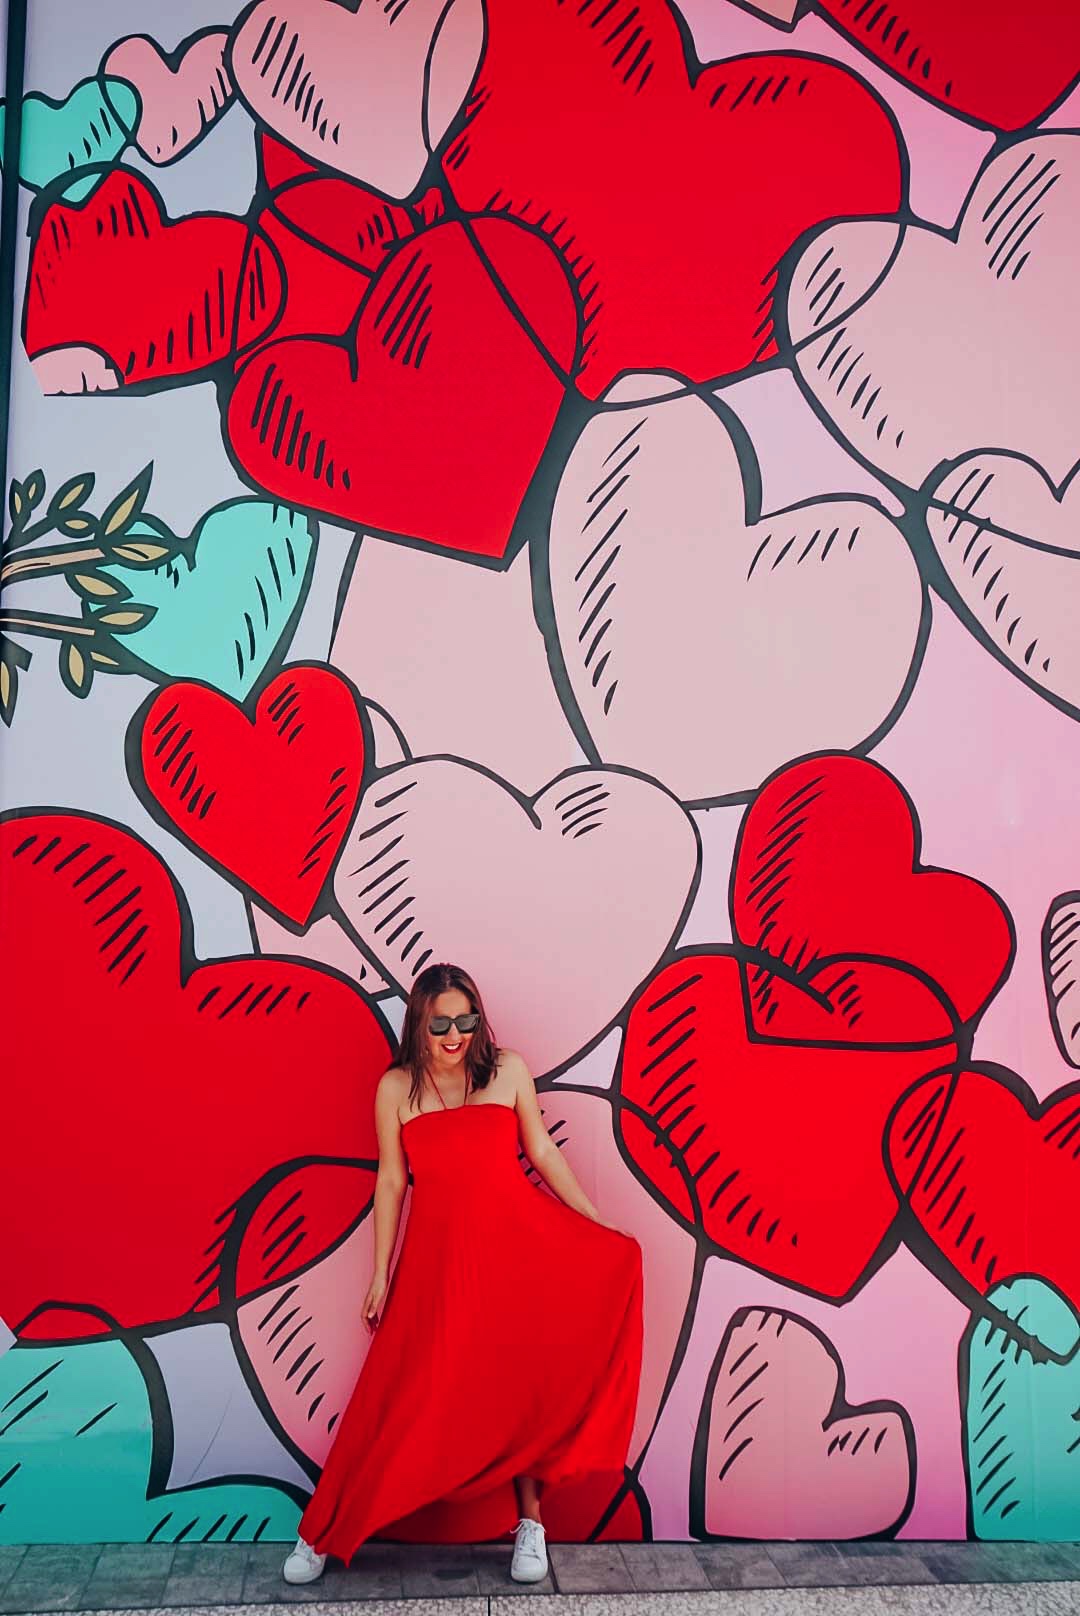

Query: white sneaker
[[282, 1537, 327, 1584], [510, 1517, 548, 1583]]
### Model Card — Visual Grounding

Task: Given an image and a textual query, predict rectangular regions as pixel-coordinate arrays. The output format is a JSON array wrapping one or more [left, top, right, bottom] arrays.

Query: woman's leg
[[514, 1475, 543, 1523]]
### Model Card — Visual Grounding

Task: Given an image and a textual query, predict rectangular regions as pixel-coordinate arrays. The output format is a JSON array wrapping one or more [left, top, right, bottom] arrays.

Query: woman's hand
[[593, 1215, 633, 1239], [362, 1271, 388, 1334]]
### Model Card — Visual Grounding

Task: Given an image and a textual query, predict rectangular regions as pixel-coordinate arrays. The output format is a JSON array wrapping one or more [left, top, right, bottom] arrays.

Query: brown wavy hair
[[394, 963, 500, 1107]]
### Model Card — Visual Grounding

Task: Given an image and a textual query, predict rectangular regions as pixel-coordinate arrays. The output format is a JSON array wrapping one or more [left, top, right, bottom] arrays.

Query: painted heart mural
[[331, 539, 585, 794], [8, 0, 1080, 1558], [3, 76, 137, 197], [548, 376, 924, 802], [0, 1330, 302, 1543], [135, 665, 364, 926], [334, 757, 700, 1076], [925, 452, 1080, 717], [227, 217, 578, 558], [888, 1066, 1080, 1323], [731, 754, 1014, 1026], [619, 948, 958, 1297], [816, 0, 1080, 132], [441, 0, 905, 396], [1043, 893, 1080, 1070], [787, 134, 1080, 490], [102, 30, 234, 164], [96, 501, 314, 699], [25, 168, 280, 389], [963, 1277, 1080, 1538], [616, 753, 1013, 1297], [0, 813, 392, 1336], [234, 1165, 380, 1467], [229, 0, 484, 198], [694, 1307, 914, 1539]]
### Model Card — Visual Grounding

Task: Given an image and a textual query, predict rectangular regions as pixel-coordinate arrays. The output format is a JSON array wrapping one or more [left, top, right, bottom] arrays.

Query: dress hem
[[310, 1453, 632, 1563]]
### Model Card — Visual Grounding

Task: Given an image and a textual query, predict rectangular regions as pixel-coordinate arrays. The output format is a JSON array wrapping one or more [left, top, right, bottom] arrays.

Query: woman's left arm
[[511, 1053, 617, 1229]]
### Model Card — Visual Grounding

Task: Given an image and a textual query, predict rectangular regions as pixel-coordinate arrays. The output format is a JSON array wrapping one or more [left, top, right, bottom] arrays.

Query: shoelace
[[516, 1520, 544, 1556]]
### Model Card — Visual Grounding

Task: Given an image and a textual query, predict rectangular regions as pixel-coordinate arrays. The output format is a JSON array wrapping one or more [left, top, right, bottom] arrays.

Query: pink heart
[[696, 1307, 913, 1538], [104, 30, 233, 164], [788, 135, 1080, 488], [741, 0, 800, 19], [1044, 892, 1080, 1069], [31, 347, 119, 394], [229, 0, 484, 198], [333, 758, 699, 1076], [332, 542, 585, 795], [236, 1168, 380, 1465], [251, 908, 395, 1002], [549, 375, 923, 803], [926, 451, 1080, 714], [535, 1088, 695, 1460]]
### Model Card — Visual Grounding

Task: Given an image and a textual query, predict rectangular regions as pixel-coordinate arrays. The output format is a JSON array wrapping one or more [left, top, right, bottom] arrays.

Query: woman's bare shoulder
[[495, 1049, 531, 1082], [377, 1067, 410, 1103]]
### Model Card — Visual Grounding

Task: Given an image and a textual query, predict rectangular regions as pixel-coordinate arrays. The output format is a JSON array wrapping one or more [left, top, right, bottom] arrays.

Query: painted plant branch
[[0, 464, 176, 723]]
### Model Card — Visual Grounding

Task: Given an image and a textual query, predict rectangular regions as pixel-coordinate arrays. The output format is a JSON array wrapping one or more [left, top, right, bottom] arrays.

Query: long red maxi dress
[[299, 1101, 644, 1560]]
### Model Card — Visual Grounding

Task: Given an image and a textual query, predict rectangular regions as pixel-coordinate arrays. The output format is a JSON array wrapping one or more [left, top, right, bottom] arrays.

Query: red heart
[[138, 667, 364, 927], [227, 217, 577, 559], [0, 812, 391, 1337], [232, 1162, 376, 1303], [246, 135, 419, 353], [618, 950, 957, 1298], [888, 1067, 1080, 1315], [816, 0, 1080, 132], [265, 180, 416, 282], [441, 0, 903, 399], [25, 169, 281, 384], [732, 755, 1013, 1025], [259, 129, 322, 190]]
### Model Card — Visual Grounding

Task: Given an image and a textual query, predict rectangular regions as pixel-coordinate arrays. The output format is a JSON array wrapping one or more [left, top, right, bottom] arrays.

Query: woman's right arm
[[364, 1073, 409, 1332]]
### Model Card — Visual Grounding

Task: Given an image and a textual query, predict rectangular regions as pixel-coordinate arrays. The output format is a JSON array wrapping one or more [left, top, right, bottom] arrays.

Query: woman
[[283, 962, 644, 1587]]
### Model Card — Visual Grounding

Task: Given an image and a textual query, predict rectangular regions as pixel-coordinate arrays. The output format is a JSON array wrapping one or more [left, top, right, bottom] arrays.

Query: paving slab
[[399, 1544, 480, 1599], [691, 1544, 784, 1590], [0, 1554, 27, 1603], [547, 1547, 633, 1594], [161, 1545, 248, 1608], [81, 1545, 175, 1612], [0, 1546, 101, 1614], [830, 1546, 937, 1586], [765, 1544, 847, 1586], [618, 1547, 709, 1593]]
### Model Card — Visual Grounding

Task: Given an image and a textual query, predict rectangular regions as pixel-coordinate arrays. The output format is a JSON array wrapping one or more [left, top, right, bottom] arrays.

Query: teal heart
[[1, 77, 137, 200], [93, 501, 315, 700], [0, 1332, 301, 1544], [964, 1276, 1080, 1540]]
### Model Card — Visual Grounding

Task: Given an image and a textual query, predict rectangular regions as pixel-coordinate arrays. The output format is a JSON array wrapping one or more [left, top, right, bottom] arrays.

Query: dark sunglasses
[[428, 1013, 481, 1036]]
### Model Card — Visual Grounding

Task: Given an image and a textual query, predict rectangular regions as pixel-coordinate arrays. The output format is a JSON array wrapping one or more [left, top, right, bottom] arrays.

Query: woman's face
[[426, 987, 476, 1071]]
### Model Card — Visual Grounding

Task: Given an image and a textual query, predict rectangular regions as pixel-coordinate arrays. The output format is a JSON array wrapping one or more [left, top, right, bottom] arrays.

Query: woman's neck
[[427, 1060, 469, 1088]]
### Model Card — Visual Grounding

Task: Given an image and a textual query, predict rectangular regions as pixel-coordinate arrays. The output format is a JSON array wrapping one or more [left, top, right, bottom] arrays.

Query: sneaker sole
[[510, 1561, 549, 1584], [282, 1565, 326, 1585]]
